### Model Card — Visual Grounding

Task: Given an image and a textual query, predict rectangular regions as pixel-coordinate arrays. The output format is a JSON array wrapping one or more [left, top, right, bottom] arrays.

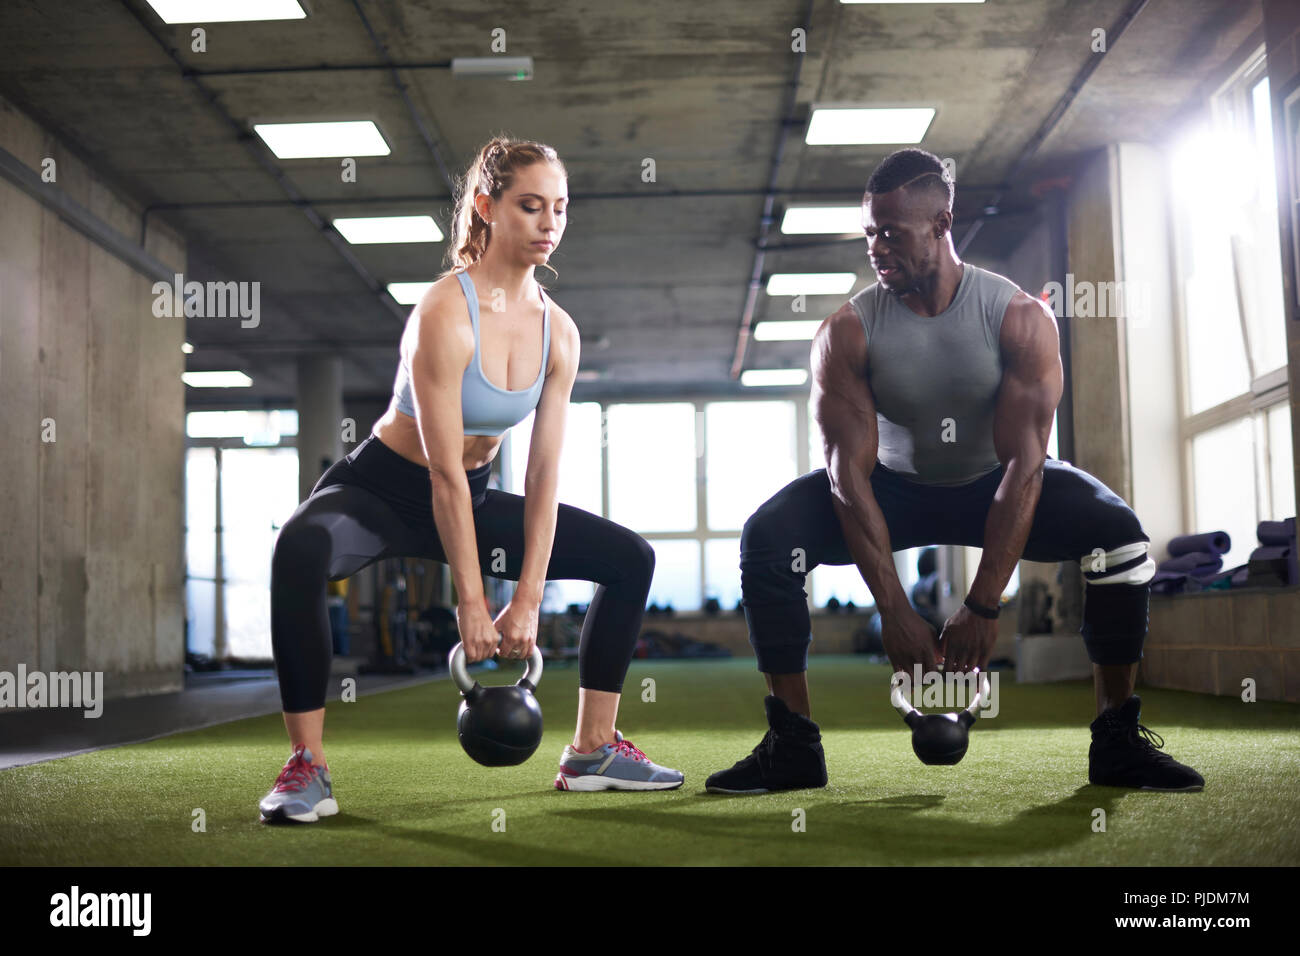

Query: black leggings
[[739, 457, 1150, 673], [270, 435, 655, 712]]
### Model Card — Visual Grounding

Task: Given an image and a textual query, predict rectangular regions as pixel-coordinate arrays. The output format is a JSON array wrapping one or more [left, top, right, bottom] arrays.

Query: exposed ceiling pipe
[[184, 60, 453, 78], [142, 181, 1008, 218], [955, 0, 1151, 257], [729, 0, 817, 380]]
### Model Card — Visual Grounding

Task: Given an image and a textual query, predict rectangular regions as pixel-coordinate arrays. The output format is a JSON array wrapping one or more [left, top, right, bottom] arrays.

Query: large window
[[185, 413, 299, 660], [505, 403, 602, 610], [1173, 70, 1287, 413], [505, 403, 602, 515], [645, 539, 702, 611], [1268, 403, 1296, 520], [812, 561, 873, 607], [607, 403, 696, 532], [220, 448, 299, 657], [1170, 50, 1294, 561], [185, 447, 218, 657], [703, 537, 742, 611], [705, 401, 798, 530]]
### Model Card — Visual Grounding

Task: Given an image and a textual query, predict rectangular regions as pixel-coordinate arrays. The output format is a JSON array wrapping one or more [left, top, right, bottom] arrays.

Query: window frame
[[1173, 46, 1294, 534]]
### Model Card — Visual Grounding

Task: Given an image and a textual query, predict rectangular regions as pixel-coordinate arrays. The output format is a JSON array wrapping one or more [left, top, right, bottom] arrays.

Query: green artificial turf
[[1, 656, 1297, 866]]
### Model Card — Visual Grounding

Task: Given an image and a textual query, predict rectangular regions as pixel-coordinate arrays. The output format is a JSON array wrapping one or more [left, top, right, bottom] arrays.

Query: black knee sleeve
[[1081, 582, 1148, 665]]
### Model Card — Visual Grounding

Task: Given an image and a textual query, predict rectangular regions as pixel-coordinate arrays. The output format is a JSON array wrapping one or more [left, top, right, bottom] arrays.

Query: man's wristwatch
[[963, 596, 1000, 619]]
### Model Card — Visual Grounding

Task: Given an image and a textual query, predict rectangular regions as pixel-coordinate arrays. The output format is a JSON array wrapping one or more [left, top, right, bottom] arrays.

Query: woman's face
[[478, 162, 568, 264]]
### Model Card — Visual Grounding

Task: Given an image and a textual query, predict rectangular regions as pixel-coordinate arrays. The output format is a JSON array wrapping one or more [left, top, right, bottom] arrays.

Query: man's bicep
[[816, 381, 877, 473], [812, 311, 877, 477], [994, 299, 1063, 464]]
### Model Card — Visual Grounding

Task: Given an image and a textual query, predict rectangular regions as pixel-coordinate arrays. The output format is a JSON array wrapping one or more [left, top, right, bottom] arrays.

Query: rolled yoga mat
[[1158, 551, 1224, 574], [1256, 518, 1296, 546], [1166, 531, 1231, 557]]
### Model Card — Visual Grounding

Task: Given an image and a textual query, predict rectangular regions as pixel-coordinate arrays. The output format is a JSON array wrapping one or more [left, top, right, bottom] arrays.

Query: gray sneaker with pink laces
[[554, 731, 683, 791], [259, 746, 339, 823]]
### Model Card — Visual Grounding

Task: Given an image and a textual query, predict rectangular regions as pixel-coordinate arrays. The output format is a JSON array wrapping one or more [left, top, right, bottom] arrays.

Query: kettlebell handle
[[889, 670, 990, 725], [449, 640, 544, 697]]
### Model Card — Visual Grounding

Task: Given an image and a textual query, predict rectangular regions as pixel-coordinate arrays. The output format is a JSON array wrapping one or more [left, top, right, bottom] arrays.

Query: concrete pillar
[[296, 356, 343, 503], [1067, 147, 1131, 505]]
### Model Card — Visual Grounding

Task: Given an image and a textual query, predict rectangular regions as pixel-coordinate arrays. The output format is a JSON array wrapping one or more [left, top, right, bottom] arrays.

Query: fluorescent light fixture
[[806, 108, 935, 145], [451, 57, 534, 81], [765, 273, 857, 296], [186, 409, 298, 440], [145, 0, 307, 23], [333, 216, 443, 244], [575, 370, 604, 382], [181, 341, 194, 354], [253, 121, 390, 159], [182, 371, 252, 388], [386, 281, 434, 306], [754, 320, 824, 342], [781, 206, 864, 235], [741, 369, 809, 387]]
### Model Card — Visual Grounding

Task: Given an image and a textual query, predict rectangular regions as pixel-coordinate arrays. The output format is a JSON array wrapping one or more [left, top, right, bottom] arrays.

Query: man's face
[[862, 188, 940, 296]]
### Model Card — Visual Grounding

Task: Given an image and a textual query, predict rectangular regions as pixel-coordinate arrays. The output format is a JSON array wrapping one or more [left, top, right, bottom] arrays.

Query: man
[[706, 148, 1203, 795]]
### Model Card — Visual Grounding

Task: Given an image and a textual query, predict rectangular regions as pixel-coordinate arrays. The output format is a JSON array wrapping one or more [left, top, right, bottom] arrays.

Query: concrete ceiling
[[0, 0, 1262, 406]]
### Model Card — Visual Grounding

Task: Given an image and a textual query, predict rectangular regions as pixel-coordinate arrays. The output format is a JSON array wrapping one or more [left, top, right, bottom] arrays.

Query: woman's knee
[[272, 513, 331, 582], [622, 528, 655, 588]]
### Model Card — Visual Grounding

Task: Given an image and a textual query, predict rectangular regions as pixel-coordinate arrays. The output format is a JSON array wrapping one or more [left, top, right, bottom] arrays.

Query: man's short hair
[[864, 148, 953, 213]]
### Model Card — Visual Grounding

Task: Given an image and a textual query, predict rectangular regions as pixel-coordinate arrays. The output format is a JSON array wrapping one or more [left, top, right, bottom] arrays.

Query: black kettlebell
[[448, 642, 544, 766], [890, 671, 989, 766]]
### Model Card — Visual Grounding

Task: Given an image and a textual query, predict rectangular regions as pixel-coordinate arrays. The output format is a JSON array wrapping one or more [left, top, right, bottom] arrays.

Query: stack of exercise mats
[[1245, 517, 1298, 588], [1149, 518, 1297, 594], [1150, 531, 1232, 594]]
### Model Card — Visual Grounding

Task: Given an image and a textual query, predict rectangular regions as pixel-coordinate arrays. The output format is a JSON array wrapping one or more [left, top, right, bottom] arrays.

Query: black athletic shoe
[[705, 695, 828, 794], [1088, 695, 1204, 791]]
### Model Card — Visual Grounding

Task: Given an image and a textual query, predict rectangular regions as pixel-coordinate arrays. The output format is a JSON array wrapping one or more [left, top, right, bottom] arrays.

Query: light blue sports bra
[[392, 270, 550, 436]]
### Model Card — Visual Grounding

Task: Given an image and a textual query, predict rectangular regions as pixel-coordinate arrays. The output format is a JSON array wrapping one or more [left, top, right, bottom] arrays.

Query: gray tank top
[[847, 263, 1020, 486]]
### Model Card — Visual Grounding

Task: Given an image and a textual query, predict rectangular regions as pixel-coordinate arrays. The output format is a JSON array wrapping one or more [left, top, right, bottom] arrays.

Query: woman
[[260, 137, 682, 823]]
